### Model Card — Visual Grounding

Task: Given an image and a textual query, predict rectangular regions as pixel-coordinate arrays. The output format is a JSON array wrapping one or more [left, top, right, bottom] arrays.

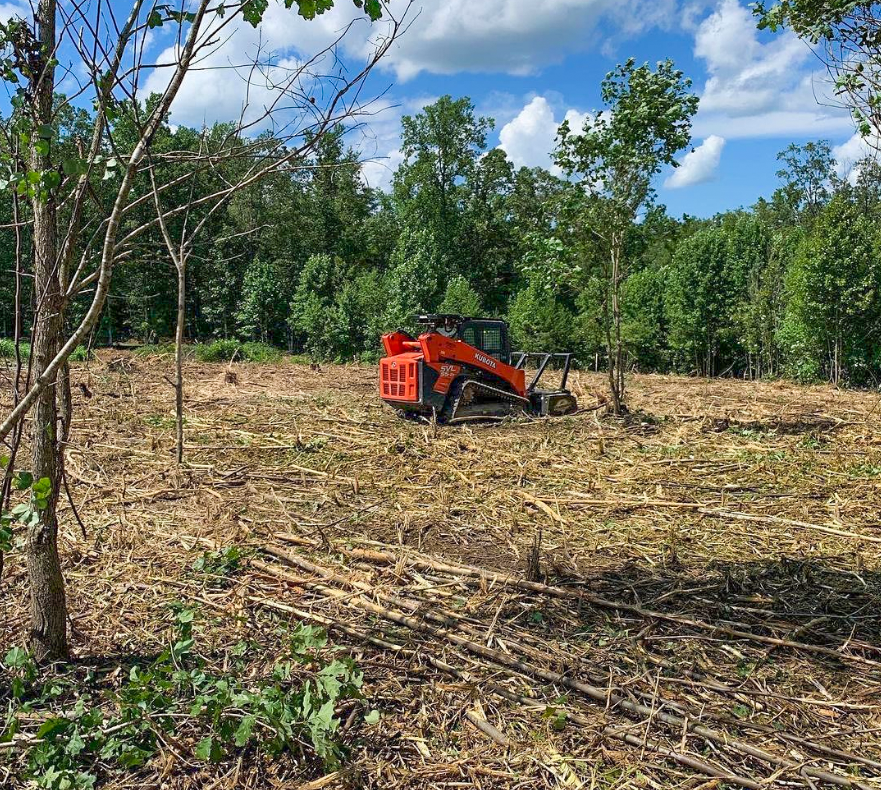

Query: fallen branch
[[257, 548, 873, 790], [274, 532, 881, 667]]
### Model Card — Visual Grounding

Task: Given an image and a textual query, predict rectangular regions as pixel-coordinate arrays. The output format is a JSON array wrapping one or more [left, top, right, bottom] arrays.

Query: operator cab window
[[458, 321, 510, 364]]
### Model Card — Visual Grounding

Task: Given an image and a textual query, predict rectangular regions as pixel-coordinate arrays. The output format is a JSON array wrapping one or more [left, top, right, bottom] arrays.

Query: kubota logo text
[[475, 353, 497, 369]]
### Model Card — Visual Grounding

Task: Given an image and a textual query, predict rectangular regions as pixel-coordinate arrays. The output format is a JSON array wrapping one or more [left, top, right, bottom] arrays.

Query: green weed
[[194, 340, 282, 363], [0, 341, 89, 361], [133, 343, 177, 359], [2, 611, 376, 788]]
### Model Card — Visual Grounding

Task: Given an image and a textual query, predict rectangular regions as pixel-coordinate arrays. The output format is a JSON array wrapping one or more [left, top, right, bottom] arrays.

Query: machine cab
[[455, 319, 511, 364]]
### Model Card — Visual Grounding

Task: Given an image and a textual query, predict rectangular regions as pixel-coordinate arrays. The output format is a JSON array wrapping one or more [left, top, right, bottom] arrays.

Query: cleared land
[[3, 353, 881, 789]]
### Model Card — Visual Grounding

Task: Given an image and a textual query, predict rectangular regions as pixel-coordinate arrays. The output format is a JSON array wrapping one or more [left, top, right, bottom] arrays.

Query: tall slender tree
[[0, 0, 408, 661], [555, 59, 698, 413]]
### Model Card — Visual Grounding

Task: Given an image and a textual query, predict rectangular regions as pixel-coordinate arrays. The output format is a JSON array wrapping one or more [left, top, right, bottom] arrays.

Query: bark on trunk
[[608, 239, 625, 415], [175, 260, 185, 464], [26, 0, 68, 662]]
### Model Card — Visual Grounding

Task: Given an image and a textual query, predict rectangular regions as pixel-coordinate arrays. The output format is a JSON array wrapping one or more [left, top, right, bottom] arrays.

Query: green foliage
[[1, 457, 53, 543], [620, 266, 668, 371], [133, 342, 177, 358], [192, 546, 245, 585], [0, 341, 88, 361], [0, 339, 30, 359], [240, 342, 283, 363], [194, 340, 281, 363], [508, 281, 577, 354], [438, 275, 482, 316], [556, 58, 699, 219], [3, 613, 374, 787], [195, 340, 242, 362], [754, 2, 880, 138], [68, 345, 93, 362], [383, 227, 446, 333], [236, 257, 286, 345], [775, 141, 834, 222], [665, 226, 738, 375], [778, 192, 880, 384]]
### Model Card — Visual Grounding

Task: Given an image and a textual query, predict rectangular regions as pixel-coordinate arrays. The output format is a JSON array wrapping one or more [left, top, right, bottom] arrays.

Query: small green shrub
[[0, 339, 31, 359], [194, 340, 282, 363], [2, 611, 377, 788], [0, 341, 89, 361], [68, 345, 93, 362], [134, 343, 178, 358], [192, 546, 245, 585], [194, 340, 242, 362], [240, 342, 282, 363]]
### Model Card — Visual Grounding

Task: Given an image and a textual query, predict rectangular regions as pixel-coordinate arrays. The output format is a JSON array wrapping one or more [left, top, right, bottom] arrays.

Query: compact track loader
[[379, 314, 577, 422]]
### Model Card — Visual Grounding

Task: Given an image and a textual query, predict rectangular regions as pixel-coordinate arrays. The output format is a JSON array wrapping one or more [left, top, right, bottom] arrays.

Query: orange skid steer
[[378, 314, 577, 422]]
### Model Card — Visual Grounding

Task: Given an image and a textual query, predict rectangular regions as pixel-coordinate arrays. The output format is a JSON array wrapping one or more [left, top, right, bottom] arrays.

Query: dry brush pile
[[2, 351, 881, 789]]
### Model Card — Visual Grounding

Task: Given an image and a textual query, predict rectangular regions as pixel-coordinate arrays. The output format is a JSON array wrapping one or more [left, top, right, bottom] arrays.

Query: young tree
[[666, 226, 735, 375], [0, 0, 408, 662], [775, 141, 834, 221], [289, 253, 342, 357], [508, 281, 577, 354], [555, 59, 698, 413], [779, 192, 880, 384]]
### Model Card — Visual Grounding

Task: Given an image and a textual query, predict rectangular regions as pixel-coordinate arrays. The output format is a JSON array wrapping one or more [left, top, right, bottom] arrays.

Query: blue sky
[[343, 0, 866, 217], [57, 0, 871, 218]]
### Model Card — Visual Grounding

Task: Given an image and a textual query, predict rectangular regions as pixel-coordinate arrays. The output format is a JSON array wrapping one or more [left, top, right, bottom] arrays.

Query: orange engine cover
[[379, 355, 420, 402]]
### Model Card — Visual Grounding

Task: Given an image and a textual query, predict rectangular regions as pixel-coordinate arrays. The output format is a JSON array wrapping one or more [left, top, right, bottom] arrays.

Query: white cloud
[[833, 133, 881, 183], [665, 135, 725, 188], [138, 0, 683, 136], [142, 2, 389, 128], [377, 0, 679, 81], [691, 0, 851, 138], [361, 148, 404, 190], [497, 96, 589, 173]]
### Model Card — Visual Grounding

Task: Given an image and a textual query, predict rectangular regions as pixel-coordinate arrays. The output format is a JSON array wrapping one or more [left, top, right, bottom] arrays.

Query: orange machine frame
[[381, 330, 526, 402]]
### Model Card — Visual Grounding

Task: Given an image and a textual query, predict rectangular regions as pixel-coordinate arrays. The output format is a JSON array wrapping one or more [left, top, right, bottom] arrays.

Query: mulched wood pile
[[2, 351, 881, 789]]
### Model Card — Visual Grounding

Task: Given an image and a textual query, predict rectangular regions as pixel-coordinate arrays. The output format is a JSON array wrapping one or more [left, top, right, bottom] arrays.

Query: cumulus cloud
[[138, 0, 685, 145], [378, 0, 679, 81], [691, 0, 851, 138], [142, 2, 393, 128], [361, 148, 404, 190], [833, 133, 881, 183], [665, 135, 725, 188], [144, 0, 683, 127], [497, 96, 589, 173]]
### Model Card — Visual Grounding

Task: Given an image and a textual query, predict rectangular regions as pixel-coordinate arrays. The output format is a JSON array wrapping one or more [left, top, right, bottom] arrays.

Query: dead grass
[[2, 351, 881, 789]]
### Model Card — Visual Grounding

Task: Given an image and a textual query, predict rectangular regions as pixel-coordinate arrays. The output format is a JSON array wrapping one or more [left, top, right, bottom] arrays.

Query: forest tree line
[[3, 96, 881, 387]]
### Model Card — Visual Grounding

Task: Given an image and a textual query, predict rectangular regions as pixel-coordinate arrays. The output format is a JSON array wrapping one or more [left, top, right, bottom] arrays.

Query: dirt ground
[[3, 352, 881, 789]]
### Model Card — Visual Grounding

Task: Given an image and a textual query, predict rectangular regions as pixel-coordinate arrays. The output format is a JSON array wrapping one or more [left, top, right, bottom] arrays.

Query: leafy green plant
[[194, 340, 281, 363], [0, 339, 31, 359], [1, 457, 53, 573], [68, 346, 93, 362], [0, 341, 89, 360], [194, 339, 242, 362], [4, 610, 374, 787], [133, 343, 178, 358], [192, 546, 245, 582], [240, 342, 282, 363]]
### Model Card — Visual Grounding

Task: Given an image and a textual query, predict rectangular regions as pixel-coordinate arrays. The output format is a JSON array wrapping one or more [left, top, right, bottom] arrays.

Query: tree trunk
[[607, 239, 625, 414], [175, 260, 186, 464], [26, 0, 68, 663]]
